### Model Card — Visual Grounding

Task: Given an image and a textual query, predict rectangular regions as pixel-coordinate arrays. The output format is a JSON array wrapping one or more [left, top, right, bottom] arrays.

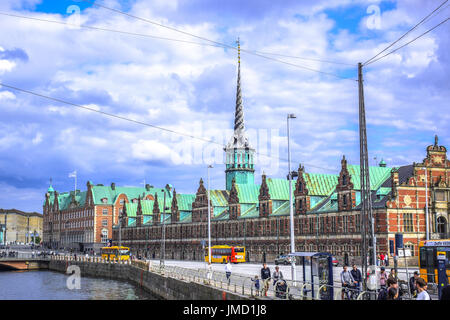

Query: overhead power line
[[0, 11, 355, 66], [0, 11, 356, 80], [0, 82, 339, 173], [364, 17, 449, 66], [77, 0, 356, 80], [363, 0, 449, 66]]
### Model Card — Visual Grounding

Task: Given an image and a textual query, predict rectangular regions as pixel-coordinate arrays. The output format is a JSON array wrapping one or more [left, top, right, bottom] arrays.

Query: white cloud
[[0, 90, 16, 100]]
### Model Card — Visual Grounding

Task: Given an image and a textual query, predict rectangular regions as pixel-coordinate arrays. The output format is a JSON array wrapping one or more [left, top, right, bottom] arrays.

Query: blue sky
[[0, 0, 449, 212]]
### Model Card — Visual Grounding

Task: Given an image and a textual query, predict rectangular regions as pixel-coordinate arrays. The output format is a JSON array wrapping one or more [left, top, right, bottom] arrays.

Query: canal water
[[0, 270, 158, 300]]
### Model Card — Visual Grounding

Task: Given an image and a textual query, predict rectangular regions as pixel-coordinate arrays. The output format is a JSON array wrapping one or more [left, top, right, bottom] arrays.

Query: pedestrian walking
[[385, 254, 389, 266], [350, 264, 362, 296], [272, 265, 283, 286], [251, 275, 260, 296], [415, 278, 430, 300], [380, 253, 385, 266], [409, 271, 420, 298], [260, 263, 271, 296], [340, 265, 356, 300], [225, 259, 232, 284], [379, 267, 388, 290]]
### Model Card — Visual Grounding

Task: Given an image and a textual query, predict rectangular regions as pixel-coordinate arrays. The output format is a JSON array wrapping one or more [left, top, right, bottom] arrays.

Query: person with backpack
[[378, 278, 398, 300], [387, 287, 399, 300]]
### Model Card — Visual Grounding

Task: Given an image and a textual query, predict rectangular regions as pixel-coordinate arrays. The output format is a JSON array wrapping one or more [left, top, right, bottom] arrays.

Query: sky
[[0, 0, 449, 212]]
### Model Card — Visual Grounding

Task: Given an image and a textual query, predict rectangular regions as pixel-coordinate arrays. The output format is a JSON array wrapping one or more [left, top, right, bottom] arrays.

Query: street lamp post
[[160, 184, 171, 269], [287, 113, 297, 282], [118, 210, 122, 260], [207, 165, 213, 265]]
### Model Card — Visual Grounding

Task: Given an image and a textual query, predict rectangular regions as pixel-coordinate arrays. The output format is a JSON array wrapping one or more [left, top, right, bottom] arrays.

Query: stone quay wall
[[48, 259, 249, 300]]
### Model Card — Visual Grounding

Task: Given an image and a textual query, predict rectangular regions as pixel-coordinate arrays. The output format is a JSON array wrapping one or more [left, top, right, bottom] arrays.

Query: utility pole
[[358, 62, 376, 290], [160, 184, 171, 269], [118, 210, 122, 260], [424, 167, 429, 240], [287, 113, 297, 282], [161, 189, 166, 268], [207, 165, 213, 265]]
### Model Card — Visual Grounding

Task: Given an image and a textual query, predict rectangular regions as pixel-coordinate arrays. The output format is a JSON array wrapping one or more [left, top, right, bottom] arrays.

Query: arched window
[[437, 216, 447, 234], [342, 175, 347, 186]]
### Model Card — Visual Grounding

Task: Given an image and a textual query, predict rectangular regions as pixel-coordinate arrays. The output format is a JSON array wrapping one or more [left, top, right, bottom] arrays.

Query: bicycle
[[342, 283, 358, 300]]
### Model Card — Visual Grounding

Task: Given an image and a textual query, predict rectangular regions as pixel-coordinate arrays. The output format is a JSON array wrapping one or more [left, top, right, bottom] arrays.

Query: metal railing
[[49, 255, 446, 300]]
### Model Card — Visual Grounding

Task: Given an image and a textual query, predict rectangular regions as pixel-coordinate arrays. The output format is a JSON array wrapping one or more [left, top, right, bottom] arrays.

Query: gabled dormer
[[152, 193, 160, 225], [136, 196, 142, 227], [294, 164, 310, 214], [192, 178, 210, 223], [258, 173, 272, 217], [171, 189, 180, 223], [336, 156, 355, 211], [53, 191, 59, 212]]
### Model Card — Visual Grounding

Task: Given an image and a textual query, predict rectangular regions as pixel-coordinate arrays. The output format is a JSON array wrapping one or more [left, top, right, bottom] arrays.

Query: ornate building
[[42, 181, 169, 252], [111, 48, 450, 263]]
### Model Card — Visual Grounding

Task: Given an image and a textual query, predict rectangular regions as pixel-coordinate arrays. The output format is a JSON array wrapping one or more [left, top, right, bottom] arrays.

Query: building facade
[[0, 209, 43, 245], [42, 181, 169, 252], [111, 52, 449, 264]]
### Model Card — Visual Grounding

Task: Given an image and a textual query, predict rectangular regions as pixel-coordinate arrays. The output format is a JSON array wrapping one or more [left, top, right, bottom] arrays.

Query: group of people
[[341, 264, 449, 300], [340, 264, 363, 299], [250, 263, 287, 298]]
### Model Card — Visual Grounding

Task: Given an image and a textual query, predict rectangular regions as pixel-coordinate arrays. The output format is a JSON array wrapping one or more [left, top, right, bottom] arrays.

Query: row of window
[[118, 215, 366, 241], [64, 220, 94, 229]]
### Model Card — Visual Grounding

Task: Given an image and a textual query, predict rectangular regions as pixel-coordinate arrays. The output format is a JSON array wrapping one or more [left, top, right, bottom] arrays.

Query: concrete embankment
[[49, 260, 249, 300]]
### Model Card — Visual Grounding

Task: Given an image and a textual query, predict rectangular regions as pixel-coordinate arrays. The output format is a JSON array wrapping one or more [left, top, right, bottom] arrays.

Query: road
[[148, 259, 419, 284]]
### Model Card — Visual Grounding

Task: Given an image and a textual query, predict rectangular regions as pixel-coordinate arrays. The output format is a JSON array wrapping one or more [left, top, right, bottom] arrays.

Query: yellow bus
[[418, 239, 450, 283], [101, 246, 130, 261], [205, 245, 246, 264]]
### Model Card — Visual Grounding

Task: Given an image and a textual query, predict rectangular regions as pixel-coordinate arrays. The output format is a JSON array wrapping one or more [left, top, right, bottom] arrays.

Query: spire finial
[[434, 134, 438, 147]]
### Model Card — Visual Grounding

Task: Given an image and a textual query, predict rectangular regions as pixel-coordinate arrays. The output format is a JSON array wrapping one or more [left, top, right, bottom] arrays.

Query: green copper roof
[[347, 165, 392, 191], [271, 201, 289, 216], [208, 190, 229, 207], [266, 178, 294, 200], [240, 204, 258, 218], [304, 173, 339, 196], [236, 184, 260, 203], [177, 194, 196, 211]]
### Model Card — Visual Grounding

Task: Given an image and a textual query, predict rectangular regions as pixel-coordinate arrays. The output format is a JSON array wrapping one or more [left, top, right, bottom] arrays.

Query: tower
[[225, 38, 255, 190]]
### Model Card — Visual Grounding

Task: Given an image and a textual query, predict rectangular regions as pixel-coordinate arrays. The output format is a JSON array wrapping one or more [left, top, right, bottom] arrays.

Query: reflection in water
[[0, 270, 157, 300]]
